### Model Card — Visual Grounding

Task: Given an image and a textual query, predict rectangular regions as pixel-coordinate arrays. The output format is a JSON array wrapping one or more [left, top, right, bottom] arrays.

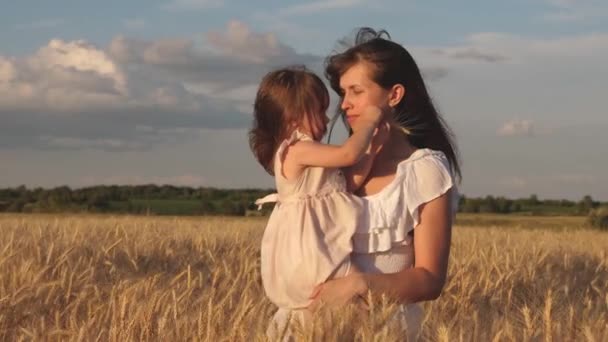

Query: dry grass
[[0, 213, 606, 341]]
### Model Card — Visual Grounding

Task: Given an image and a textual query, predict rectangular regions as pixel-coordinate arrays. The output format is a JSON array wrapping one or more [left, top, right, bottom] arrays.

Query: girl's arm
[[308, 190, 453, 307], [288, 107, 382, 169], [342, 121, 390, 192]]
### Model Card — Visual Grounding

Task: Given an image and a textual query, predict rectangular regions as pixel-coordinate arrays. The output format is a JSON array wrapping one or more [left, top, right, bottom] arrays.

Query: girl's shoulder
[[278, 130, 313, 151], [274, 130, 318, 186], [274, 130, 313, 167]]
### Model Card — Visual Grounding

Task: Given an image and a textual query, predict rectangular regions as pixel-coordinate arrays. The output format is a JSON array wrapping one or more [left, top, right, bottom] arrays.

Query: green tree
[[528, 194, 539, 206], [578, 195, 594, 214], [478, 196, 498, 213], [588, 206, 608, 230]]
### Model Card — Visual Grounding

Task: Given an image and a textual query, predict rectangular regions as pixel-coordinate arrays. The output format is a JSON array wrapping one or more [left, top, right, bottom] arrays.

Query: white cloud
[[0, 57, 17, 82], [0, 21, 321, 151], [543, 0, 608, 22], [206, 20, 298, 63], [420, 66, 449, 81], [109, 21, 317, 68], [497, 119, 535, 137], [108, 35, 196, 65], [431, 47, 508, 63], [0, 39, 128, 113], [277, 0, 364, 16], [36, 39, 127, 92], [141, 39, 195, 65], [420, 32, 608, 67], [162, 0, 224, 11], [411, 31, 608, 96]]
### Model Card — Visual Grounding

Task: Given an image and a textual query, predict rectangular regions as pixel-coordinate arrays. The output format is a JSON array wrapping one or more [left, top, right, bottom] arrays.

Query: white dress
[[351, 148, 458, 341], [258, 130, 365, 339]]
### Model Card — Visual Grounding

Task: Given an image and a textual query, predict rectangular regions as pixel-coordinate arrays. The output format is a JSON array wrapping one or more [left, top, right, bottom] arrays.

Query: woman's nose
[[340, 97, 350, 111]]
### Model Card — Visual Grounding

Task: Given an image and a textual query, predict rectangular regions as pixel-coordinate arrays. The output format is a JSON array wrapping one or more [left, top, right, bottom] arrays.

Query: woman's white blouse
[[352, 148, 458, 254]]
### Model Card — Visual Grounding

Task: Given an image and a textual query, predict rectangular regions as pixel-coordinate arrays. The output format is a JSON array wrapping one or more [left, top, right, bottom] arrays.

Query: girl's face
[[339, 62, 393, 126]]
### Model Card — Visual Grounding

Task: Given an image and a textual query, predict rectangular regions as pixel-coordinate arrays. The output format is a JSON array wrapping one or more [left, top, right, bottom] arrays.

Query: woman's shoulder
[[364, 148, 452, 201], [398, 148, 452, 188], [397, 148, 449, 171], [355, 148, 458, 253]]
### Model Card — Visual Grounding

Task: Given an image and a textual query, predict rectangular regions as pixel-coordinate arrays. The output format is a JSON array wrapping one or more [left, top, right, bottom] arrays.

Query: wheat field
[[0, 214, 606, 341]]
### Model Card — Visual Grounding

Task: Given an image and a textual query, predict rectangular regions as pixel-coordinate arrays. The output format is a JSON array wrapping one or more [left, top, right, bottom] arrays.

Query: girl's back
[[273, 131, 346, 200], [260, 129, 363, 309]]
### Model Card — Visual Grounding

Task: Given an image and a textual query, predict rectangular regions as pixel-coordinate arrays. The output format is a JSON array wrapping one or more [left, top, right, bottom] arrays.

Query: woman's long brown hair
[[325, 28, 461, 182]]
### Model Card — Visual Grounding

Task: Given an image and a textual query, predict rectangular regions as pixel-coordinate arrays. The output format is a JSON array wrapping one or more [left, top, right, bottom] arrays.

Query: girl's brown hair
[[249, 66, 329, 175]]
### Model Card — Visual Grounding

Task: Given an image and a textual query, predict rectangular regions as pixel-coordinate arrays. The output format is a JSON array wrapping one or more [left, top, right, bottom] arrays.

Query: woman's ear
[[388, 84, 405, 108]]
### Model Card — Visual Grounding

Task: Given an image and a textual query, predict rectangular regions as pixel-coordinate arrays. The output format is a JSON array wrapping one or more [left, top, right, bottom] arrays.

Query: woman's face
[[339, 62, 392, 126]]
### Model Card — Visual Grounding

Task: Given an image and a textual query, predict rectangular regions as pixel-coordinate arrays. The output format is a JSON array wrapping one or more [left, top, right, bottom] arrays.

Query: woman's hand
[[307, 271, 368, 312]]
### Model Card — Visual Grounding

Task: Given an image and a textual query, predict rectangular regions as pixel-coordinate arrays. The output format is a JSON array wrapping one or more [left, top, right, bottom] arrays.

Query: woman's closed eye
[[340, 87, 363, 96]]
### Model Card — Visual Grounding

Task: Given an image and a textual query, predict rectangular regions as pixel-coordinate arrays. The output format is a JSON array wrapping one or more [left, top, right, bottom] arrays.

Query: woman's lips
[[346, 115, 359, 123]]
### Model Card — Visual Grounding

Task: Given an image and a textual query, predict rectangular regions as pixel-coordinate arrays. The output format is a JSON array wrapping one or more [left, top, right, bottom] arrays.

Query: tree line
[[0, 185, 603, 216]]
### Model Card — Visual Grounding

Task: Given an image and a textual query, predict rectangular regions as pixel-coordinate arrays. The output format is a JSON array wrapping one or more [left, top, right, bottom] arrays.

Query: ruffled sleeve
[[273, 130, 310, 178], [403, 150, 457, 228], [352, 149, 457, 254]]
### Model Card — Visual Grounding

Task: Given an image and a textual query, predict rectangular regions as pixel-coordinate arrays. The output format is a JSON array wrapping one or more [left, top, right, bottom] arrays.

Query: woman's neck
[[354, 126, 416, 196], [376, 126, 416, 163]]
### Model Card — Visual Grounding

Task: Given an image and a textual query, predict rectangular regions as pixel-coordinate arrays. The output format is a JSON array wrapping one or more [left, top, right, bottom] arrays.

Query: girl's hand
[[307, 272, 368, 312], [372, 120, 391, 152]]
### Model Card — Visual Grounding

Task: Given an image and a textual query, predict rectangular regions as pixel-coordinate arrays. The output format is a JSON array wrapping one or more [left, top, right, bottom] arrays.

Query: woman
[[309, 28, 461, 340]]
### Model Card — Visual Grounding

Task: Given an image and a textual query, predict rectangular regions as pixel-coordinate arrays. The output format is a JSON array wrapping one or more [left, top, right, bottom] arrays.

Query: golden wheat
[[0, 214, 606, 341]]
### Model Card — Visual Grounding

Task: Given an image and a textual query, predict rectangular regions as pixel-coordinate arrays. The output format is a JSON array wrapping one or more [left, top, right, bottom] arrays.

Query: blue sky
[[1, 0, 607, 200]]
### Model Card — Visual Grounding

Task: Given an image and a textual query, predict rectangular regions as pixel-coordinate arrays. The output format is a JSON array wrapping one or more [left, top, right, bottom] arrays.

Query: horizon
[[1, 1, 607, 201], [2, 183, 604, 202]]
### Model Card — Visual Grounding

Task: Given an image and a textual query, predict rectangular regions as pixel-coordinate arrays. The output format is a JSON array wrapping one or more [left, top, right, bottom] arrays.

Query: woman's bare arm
[[308, 190, 453, 306], [357, 190, 453, 302]]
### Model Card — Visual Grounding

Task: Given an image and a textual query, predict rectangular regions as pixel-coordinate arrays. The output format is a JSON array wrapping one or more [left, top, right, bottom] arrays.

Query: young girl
[[249, 66, 385, 334]]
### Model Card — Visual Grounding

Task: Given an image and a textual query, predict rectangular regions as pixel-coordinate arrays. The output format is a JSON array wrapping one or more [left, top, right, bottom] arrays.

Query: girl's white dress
[[257, 130, 363, 310]]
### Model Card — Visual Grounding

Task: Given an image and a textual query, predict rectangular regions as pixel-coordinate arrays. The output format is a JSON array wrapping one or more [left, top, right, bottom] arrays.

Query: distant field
[[0, 214, 606, 341], [108, 199, 207, 215], [454, 213, 587, 229]]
